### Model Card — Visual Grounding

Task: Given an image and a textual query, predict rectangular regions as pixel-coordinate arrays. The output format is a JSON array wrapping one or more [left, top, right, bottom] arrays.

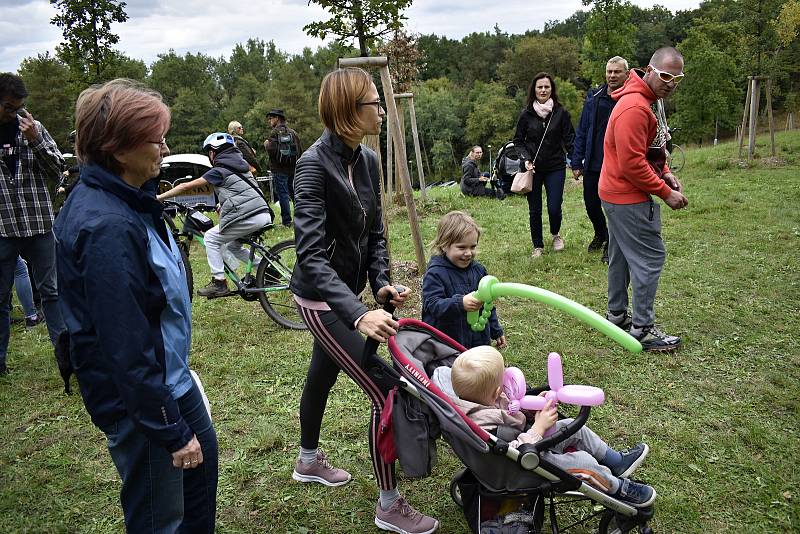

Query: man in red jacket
[[599, 47, 689, 352]]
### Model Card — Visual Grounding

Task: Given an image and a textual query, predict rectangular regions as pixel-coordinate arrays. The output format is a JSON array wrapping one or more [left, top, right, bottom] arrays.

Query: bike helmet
[[202, 132, 235, 153]]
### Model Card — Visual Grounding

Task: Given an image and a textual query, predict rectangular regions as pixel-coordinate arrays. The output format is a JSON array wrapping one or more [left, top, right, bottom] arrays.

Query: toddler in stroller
[[446, 346, 654, 507], [374, 276, 656, 533]]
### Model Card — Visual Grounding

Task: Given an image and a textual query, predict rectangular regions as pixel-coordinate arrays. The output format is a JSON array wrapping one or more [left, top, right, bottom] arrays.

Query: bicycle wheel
[[256, 239, 306, 329], [668, 144, 685, 173], [178, 243, 193, 301]]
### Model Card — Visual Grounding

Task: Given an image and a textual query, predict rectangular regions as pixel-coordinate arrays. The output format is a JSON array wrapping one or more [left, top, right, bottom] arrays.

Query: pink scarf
[[533, 98, 554, 119]]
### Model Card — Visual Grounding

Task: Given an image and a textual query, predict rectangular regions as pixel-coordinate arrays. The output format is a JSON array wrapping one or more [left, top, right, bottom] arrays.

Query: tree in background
[[580, 0, 636, 85], [498, 35, 581, 93], [465, 81, 520, 151], [149, 51, 222, 153], [380, 29, 423, 93], [50, 0, 129, 85], [304, 0, 413, 56], [413, 78, 468, 176], [673, 28, 740, 144]]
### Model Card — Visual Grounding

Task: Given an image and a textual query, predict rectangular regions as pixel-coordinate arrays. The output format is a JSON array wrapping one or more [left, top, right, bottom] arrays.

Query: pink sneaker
[[374, 496, 439, 534], [291, 449, 351, 487]]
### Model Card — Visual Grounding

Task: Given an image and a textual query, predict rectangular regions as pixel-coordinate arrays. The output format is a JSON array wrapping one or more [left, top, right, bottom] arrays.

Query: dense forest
[[14, 0, 800, 181]]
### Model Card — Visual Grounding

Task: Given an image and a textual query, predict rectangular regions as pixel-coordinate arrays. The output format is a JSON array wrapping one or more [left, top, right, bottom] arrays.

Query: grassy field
[[1, 132, 798, 533]]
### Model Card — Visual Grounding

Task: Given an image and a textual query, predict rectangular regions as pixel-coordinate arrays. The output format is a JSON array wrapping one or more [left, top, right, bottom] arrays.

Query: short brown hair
[[74, 78, 170, 175], [318, 67, 373, 140], [430, 211, 481, 255], [452, 346, 505, 405]]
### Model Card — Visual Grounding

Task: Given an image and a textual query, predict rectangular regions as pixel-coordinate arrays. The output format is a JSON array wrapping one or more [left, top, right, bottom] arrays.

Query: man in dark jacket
[[264, 109, 302, 227], [572, 56, 629, 262], [460, 146, 503, 199], [227, 120, 261, 174]]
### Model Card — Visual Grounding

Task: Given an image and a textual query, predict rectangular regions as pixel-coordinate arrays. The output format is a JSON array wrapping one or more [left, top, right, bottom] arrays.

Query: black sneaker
[[631, 325, 682, 352], [0, 363, 8, 376], [25, 311, 44, 328], [610, 443, 649, 477], [607, 311, 632, 331], [197, 278, 231, 298], [615, 478, 656, 508], [587, 236, 606, 252], [601, 242, 609, 264]]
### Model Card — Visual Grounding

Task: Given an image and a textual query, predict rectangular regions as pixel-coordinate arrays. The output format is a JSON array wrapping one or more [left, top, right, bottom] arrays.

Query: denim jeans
[[273, 172, 293, 225], [0, 232, 66, 367], [526, 169, 565, 248], [103, 379, 218, 533], [14, 256, 37, 317]]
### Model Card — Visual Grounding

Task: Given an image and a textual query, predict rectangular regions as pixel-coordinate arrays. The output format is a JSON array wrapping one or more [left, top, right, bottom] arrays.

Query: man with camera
[[0, 72, 67, 376]]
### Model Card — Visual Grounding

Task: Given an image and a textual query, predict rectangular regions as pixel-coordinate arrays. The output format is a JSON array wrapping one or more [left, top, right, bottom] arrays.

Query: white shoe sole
[[619, 443, 650, 478], [374, 516, 439, 534], [291, 470, 351, 487]]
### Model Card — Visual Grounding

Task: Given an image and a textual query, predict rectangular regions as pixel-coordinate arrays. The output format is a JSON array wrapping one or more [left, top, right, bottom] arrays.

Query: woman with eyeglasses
[[513, 72, 576, 258], [289, 67, 438, 534], [54, 79, 218, 532]]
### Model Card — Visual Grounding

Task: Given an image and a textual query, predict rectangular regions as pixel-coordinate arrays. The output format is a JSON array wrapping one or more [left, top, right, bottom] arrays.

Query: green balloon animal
[[466, 275, 642, 353]]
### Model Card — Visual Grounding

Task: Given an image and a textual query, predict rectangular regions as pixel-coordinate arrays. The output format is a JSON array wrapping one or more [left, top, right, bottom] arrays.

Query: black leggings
[[297, 305, 397, 491]]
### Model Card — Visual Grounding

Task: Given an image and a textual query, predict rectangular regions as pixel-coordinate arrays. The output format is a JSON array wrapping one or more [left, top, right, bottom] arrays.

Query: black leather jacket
[[290, 129, 391, 327], [513, 106, 575, 173]]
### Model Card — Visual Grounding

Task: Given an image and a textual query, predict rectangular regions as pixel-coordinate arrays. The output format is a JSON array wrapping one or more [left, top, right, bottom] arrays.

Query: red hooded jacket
[[599, 70, 673, 204]]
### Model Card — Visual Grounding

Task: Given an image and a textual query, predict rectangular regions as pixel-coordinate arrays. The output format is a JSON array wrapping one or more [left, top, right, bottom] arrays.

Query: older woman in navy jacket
[[55, 79, 217, 533]]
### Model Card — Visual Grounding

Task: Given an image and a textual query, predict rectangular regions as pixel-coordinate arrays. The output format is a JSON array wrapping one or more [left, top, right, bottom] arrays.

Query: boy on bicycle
[[158, 133, 273, 298]]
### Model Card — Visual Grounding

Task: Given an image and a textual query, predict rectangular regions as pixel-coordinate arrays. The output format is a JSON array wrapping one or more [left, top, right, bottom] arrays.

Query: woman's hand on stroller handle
[[357, 310, 398, 342], [377, 284, 410, 310]]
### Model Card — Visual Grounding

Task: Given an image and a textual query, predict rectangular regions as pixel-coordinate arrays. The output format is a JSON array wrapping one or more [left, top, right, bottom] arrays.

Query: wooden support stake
[[765, 79, 776, 157], [337, 56, 426, 272], [386, 112, 394, 200], [738, 77, 752, 157], [747, 78, 759, 161], [394, 93, 427, 201]]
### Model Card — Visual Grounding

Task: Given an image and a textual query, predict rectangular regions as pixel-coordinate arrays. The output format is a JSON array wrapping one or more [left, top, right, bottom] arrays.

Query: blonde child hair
[[451, 346, 504, 405], [429, 210, 481, 256]]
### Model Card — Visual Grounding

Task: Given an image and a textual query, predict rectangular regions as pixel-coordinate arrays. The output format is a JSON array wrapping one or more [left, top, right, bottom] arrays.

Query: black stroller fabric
[[387, 321, 550, 493], [494, 142, 521, 194]]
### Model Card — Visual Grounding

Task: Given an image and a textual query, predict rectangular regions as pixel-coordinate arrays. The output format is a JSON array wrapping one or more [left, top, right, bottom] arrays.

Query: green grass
[[1, 132, 799, 533]]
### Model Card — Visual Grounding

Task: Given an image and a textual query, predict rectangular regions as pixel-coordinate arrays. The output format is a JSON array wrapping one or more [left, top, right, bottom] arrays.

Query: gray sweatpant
[[602, 200, 665, 328], [541, 418, 619, 494]]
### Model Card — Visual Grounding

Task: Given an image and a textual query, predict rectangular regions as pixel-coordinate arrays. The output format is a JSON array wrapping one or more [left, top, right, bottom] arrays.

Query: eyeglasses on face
[[1, 101, 25, 114], [149, 137, 168, 148], [356, 100, 383, 108], [649, 65, 685, 84]]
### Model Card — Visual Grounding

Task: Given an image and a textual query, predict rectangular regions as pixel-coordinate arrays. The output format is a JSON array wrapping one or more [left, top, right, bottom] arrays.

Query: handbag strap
[[530, 115, 552, 166]]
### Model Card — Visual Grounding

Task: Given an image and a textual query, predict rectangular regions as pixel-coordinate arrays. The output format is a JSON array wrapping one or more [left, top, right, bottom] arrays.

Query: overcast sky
[[0, 0, 702, 73]]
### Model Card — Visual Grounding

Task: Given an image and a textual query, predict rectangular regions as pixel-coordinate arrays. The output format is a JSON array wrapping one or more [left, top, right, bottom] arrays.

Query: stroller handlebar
[[360, 285, 408, 368]]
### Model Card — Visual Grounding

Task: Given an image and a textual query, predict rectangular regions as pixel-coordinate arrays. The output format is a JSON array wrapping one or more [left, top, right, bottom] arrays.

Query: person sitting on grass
[[158, 132, 272, 298], [445, 345, 655, 508], [422, 210, 507, 350]]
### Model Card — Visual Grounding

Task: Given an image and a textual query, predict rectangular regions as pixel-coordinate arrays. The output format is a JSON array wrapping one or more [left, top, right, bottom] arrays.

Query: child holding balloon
[[422, 211, 507, 349], [445, 346, 656, 508]]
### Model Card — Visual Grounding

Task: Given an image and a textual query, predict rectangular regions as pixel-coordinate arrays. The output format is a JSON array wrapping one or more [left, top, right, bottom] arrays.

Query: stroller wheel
[[450, 468, 467, 508]]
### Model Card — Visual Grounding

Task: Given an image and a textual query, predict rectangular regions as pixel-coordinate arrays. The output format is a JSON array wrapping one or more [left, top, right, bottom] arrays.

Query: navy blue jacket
[[422, 254, 503, 349], [54, 164, 194, 452], [572, 84, 616, 173]]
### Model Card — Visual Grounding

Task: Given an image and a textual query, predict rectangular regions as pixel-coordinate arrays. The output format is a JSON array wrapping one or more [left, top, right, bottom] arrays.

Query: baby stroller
[[493, 142, 522, 195], [364, 278, 654, 534]]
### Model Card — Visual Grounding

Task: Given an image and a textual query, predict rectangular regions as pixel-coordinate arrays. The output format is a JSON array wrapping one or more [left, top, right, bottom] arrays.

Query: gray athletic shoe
[[374, 496, 439, 534]]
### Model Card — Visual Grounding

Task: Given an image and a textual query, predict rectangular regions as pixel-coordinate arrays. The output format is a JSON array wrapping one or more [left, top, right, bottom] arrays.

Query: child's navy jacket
[[422, 254, 503, 349]]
